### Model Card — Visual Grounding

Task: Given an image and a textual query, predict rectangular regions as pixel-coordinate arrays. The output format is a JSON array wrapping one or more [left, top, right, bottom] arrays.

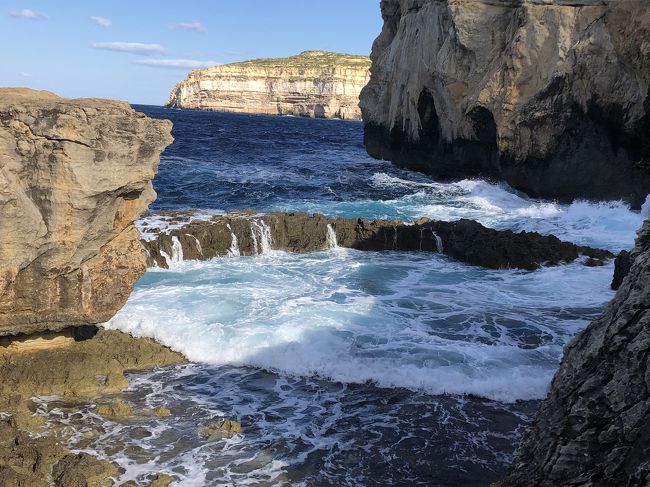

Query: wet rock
[[152, 406, 172, 417], [149, 473, 177, 487], [611, 250, 633, 290], [0, 329, 185, 487], [143, 211, 612, 271], [0, 88, 173, 337], [200, 418, 242, 440], [53, 453, 118, 487], [96, 401, 134, 421], [0, 416, 69, 486], [360, 1, 650, 208], [0, 329, 185, 407], [498, 220, 650, 486]]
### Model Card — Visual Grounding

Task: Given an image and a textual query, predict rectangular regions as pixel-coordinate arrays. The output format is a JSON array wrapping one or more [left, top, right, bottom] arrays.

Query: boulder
[[0, 88, 173, 336]]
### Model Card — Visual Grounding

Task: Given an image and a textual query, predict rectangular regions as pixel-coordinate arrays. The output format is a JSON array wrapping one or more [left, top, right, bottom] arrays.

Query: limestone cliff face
[[167, 51, 371, 120], [0, 89, 173, 336], [361, 0, 650, 207], [498, 219, 650, 486]]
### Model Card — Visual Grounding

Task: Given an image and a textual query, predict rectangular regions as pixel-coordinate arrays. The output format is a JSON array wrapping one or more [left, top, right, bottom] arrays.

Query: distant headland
[[166, 50, 371, 120]]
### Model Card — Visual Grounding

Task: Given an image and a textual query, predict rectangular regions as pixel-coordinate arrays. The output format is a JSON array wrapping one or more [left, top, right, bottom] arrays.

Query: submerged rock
[[152, 406, 172, 418], [142, 211, 612, 271], [167, 51, 371, 120], [199, 418, 242, 440], [360, 0, 650, 207], [96, 401, 134, 421], [498, 220, 650, 486], [0, 88, 173, 337]]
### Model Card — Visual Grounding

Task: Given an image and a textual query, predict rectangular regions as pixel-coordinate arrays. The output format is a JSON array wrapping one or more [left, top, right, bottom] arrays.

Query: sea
[[45, 107, 648, 486]]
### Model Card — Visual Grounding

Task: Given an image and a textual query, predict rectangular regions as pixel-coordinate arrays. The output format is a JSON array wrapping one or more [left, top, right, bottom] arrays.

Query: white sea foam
[[104, 250, 614, 402], [136, 209, 224, 241], [283, 174, 645, 251]]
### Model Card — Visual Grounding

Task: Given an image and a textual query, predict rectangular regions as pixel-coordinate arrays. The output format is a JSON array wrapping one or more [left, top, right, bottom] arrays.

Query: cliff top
[[0, 87, 132, 111], [206, 51, 371, 71]]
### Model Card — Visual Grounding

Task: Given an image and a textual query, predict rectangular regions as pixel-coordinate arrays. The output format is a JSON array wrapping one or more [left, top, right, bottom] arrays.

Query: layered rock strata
[[498, 220, 650, 486], [361, 0, 650, 207], [167, 51, 371, 120], [140, 211, 611, 270], [0, 88, 173, 336]]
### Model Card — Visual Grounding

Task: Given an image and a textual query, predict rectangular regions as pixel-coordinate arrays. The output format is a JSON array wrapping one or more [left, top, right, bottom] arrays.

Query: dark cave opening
[[417, 88, 440, 145], [467, 106, 497, 147]]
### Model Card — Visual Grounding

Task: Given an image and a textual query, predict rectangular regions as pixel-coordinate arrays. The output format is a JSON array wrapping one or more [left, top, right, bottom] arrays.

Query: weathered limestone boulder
[[0, 88, 173, 336], [167, 51, 371, 120], [498, 220, 650, 486], [141, 211, 612, 270], [361, 0, 650, 207]]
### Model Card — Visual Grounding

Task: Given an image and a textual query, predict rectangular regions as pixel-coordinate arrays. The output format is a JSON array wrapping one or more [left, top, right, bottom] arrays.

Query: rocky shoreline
[[498, 220, 650, 486], [0, 328, 185, 486], [140, 211, 613, 271], [1, 61, 649, 483]]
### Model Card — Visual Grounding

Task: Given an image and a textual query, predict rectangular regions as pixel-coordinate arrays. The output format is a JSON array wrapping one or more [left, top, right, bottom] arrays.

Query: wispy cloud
[[9, 8, 47, 20], [172, 21, 208, 33], [19, 71, 32, 77], [134, 59, 219, 70], [92, 42, 166, 55], [90, 16, 112, 27]]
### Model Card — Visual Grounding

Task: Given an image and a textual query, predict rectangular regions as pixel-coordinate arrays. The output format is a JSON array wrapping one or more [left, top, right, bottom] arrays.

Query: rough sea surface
[[42, 107, 647, 486]]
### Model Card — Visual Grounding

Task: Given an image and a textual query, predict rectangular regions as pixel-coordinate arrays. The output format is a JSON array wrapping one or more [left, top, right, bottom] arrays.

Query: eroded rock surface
[[0, 88, 173, 336], [498, 220, 650, 486], [141, 211, 611, 270], [361, 0, 650, 207], [167, 51, 371, 120], [0, 328, 185, 486]]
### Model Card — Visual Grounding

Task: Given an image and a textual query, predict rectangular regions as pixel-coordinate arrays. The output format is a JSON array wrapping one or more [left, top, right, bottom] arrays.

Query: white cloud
[[19, 71, 32, 77], [173, 21, 208, 33], [90, 16, 112, 27], [9, 8, 47, 20], [134, 59, 220, 69], [92, 42, 166, 55]]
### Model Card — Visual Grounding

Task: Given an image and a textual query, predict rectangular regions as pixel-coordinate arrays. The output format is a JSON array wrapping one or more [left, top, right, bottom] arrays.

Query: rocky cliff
[[167, 51, 371, 120], [498, 219, 650, 486], [361, 0, 650, 207], [0, 88, 173, 336]]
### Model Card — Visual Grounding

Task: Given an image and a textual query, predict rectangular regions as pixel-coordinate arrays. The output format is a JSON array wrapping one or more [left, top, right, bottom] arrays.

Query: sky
[[0, 1, 382, 105]]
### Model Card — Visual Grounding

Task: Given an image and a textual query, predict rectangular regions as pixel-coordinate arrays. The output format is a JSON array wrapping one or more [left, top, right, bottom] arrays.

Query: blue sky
[[0, 1, 382, 105]]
